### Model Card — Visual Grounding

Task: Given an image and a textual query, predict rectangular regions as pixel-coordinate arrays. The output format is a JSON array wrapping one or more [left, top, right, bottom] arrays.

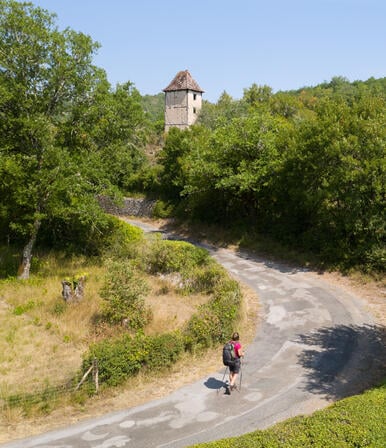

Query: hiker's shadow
[[204, 377, 226, 391]]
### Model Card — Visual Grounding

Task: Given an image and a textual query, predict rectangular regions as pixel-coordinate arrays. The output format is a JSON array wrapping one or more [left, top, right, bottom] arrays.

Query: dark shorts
[[228, 358, 241, 374]]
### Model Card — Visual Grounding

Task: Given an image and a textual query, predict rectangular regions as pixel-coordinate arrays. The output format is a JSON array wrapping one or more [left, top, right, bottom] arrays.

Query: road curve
[[2, 219, 384, 448]]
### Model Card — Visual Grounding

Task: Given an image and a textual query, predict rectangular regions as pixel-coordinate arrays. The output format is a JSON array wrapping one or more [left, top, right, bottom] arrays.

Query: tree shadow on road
[[296, 324, 386, 400]]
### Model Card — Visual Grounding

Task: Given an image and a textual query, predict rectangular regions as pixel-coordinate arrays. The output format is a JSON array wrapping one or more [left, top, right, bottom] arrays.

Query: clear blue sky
[[29, 0, 385, 102]]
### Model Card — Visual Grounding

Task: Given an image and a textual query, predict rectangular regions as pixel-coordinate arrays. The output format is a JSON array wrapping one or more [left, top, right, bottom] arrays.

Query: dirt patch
[[144, 275, 209, 335]]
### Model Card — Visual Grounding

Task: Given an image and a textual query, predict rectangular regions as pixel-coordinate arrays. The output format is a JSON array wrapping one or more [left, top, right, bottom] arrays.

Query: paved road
[[2, 219, 384, 448]]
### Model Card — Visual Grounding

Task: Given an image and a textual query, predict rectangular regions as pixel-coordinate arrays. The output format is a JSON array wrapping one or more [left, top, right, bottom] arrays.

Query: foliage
[[157, 77, 386, 272], [145, 239, 210, 275], [196, 92, 248, 129], [102, 216, 144, 258], [83, 331, 185, 387], [184, 277, 241, 349], [192, 380, 386, 447], [83, 333, 148, 386], [0, 1, 148, 277], [144, 331, 185, 370], [100, 259, 151, 329], [152, 199, 175, 218], [141, 92, 164, 123]]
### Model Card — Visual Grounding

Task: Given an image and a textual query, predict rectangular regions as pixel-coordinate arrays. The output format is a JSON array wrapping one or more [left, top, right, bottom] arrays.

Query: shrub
[[144, 331, 185, 370], [152, 200, 175, 218], [193, 380, 386, 447], [184, 309, 222, 351], [184, 277, 242, 349], [103, 216, 144, 259], [100, 259, 151, 329], [83, 334, 149, 386], [82, 331, 185, 386], [146, 239, 210, 275], [182, 263, 227, 294]]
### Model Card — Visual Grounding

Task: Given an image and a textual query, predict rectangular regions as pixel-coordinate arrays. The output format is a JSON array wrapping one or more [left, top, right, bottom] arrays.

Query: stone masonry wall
[[98, 196, 156, 217]]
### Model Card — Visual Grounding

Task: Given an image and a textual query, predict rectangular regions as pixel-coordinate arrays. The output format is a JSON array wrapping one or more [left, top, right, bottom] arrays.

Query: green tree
[[243, 83, 272, 107], [65, 80, 148, 191], [0, 1, 146, 278], [196, 91, 247, 130]]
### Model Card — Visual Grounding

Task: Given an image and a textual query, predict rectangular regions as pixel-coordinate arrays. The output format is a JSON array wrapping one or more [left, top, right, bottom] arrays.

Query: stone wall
[[98, 196, 156, 217]]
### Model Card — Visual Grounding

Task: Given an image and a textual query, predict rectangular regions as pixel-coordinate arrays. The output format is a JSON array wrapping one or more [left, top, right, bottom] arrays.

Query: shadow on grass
[[296, 324, 386, 400]]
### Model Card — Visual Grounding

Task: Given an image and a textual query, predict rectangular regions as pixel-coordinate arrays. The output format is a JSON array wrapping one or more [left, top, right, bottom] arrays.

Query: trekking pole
[[238, 361, 243, 392], [217, 365, 228, 395]]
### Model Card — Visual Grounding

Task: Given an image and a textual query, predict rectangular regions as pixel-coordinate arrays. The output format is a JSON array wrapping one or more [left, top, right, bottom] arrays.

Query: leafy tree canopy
[[0, 0, 148, 277]]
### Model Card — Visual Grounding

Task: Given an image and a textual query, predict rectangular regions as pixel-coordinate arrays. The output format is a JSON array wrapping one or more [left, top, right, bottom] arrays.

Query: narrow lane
[[2, 219, 380, 448]]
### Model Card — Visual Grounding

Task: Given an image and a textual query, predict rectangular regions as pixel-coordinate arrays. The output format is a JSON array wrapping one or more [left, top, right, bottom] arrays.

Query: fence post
[[93, 358, 99, 393], [74, 364, 93, 391]]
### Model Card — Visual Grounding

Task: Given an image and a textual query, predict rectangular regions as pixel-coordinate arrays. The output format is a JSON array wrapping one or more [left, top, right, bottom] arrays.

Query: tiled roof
[[163, 70, 204, 92]]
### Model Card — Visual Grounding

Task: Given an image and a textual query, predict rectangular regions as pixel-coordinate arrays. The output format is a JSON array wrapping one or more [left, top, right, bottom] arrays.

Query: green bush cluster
[[83, 332, 185, 386], [152, 200, 175, 218], [102, 216, 144, 259], [146, 239, 210, 275], [185, 278, 241, 350], [145, 331, 185, 370], [84, 334, 148, 386], [186, 264, 226, 294], [100, 259, 152, 329]]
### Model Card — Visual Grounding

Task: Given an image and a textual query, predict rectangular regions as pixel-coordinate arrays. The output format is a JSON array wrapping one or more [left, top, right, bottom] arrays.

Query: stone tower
[[163, 70, 204, 131]]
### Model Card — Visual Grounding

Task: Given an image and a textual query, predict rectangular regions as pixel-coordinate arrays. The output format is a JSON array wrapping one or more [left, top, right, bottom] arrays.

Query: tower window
[[193, 93, 197, 100], [193, 107, 197, 114]]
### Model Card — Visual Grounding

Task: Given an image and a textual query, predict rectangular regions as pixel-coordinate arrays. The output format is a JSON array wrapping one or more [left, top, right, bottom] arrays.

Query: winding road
[[2, 219, 385, 448]]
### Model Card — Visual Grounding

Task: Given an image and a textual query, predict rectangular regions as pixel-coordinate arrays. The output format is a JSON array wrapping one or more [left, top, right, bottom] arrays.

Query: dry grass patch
[[0, 267, 106, 396], [0, 262, 226, 398], [144, 275, 210, 335]]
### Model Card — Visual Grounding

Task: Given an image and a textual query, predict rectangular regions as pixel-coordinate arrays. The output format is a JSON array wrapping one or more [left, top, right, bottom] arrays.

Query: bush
[[146, 239, 210, 275], [184, 309, 222, 350], [83, 334, 149, 386], [152, 200, 175, 218], [100, 259, 151, 329], [82, 331, 185, 387], [184, 277, 242, 349], [188, 264, 225, 292], [145, 331, 185, 370]]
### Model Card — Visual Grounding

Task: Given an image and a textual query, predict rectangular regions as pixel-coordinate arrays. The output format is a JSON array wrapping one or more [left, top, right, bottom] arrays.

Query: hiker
[[227, 332, 244, 392]]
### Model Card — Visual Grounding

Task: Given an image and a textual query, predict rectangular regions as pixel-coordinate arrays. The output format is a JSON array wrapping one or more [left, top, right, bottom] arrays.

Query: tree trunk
[[74, 276, 86, 301], [18, 219, 41, 280]]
